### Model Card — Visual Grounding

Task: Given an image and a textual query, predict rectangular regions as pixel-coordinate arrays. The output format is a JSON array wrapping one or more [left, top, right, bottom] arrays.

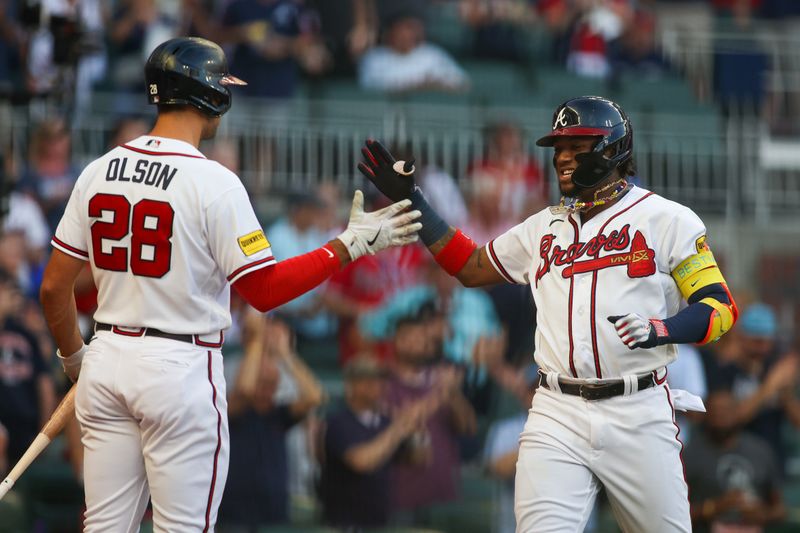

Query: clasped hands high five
[[336, 140, 421, 260]]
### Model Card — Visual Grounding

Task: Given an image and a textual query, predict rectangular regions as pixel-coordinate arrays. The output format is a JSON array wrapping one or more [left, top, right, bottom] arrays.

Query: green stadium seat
[[22, 461, 84, 533], [0, 491, 28, 533], [424, 3, 472, 57]]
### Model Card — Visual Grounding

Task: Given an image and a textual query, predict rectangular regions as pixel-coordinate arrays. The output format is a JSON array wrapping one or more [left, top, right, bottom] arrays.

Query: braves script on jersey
[[52, 136, 276, 334], [486, 186, 702, 379]]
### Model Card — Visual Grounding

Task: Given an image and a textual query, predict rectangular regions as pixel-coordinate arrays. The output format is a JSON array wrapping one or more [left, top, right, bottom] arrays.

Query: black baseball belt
[[537, 370, 657, 401], [95, 322, 223, 348]]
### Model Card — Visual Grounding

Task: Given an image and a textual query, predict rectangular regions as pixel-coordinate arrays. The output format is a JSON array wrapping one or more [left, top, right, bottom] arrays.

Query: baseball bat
[[0, 385, 77, 500]]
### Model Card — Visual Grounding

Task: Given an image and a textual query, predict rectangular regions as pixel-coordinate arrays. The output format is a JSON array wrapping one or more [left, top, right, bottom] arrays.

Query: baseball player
[[358, 96, 738, 532], [38, 37, 421, 532]]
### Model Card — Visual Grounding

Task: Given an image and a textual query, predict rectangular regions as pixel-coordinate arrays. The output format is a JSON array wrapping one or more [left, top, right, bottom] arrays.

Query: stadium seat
[[424, 2, 473, 58], [0, 491, 28, 533]]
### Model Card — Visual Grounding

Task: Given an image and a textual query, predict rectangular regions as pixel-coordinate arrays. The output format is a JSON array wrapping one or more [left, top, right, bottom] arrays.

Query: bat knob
[[0, 478, 15, 501]]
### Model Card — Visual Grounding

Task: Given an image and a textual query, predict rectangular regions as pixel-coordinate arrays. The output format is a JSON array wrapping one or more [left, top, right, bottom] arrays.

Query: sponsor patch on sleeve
[[237, 230, 270, 256], [695, 235, 710, 253]]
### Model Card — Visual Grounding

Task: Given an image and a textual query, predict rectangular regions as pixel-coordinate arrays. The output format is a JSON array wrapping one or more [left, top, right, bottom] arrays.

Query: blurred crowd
[[2, 0, 800, 532], [1, 0, 799, 110], [2, 117, 800, 533]]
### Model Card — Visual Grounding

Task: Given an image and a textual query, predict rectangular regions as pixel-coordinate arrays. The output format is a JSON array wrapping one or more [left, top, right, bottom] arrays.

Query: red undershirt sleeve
[[232, 245, 341, 312]]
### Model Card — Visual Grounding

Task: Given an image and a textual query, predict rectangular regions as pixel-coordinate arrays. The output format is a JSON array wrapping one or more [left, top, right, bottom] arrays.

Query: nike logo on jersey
[[106, 157, 178, 191], [367, 226, 382, 246], [690, 279, 700, 287], [324, 247, 334, 259], [549, 219, 564, 226]]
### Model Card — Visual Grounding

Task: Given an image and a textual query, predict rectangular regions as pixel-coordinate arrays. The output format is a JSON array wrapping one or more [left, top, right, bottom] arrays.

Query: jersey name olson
[[105, 158, 178, 191]]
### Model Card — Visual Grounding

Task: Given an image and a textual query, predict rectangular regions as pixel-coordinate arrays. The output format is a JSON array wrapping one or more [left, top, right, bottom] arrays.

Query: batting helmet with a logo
[[536, 96, 633, 188], [145, 37, 247, 117]]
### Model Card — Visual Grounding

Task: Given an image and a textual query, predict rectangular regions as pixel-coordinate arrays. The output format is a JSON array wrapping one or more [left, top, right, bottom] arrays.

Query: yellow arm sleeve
[[671, 251, 739, 344], [671, 251, 723, 299]]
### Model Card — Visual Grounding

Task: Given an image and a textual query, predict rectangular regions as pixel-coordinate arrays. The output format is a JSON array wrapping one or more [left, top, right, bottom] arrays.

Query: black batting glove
[[357, 139, 416, 202]]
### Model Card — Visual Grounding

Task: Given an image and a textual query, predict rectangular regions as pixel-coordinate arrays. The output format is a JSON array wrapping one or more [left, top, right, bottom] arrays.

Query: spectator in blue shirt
[[319, 356, 426, 529], [268, 190, 337, 340], [221, 0, 329, 100], [218, 314, 324, 530], [359, 259, 502, 394]]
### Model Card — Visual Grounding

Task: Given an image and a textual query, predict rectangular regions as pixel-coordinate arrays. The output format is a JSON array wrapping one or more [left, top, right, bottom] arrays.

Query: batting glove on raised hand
[[607, 313, 669, 350], [357, 139, 417, 202], [57, 344, 88, 382], [336, 190, 422, 260]]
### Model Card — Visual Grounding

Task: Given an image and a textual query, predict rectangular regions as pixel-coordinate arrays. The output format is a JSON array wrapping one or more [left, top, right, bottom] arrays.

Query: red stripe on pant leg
[[663, 386, 690, 509], [204, 351, 222, 533]]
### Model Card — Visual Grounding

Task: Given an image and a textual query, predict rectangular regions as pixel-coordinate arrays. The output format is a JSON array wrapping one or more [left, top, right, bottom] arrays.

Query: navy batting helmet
[[145, 37, 246, 117], [536, 96, 633, 188]]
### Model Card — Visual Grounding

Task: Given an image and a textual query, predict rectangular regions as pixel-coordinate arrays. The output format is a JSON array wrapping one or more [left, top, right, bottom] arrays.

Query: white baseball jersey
[[52, 135, 275, 334], [486, 185, 705, 379]]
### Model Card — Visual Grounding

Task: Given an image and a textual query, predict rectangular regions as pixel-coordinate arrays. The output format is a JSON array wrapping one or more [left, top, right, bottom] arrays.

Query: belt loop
[[546, 372, 562, 393], [622, 375, 638, 396]]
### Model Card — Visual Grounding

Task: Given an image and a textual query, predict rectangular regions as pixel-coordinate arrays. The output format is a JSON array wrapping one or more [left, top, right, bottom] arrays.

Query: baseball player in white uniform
[[358, 96, 739, 532], [38, 37, 421, 532]]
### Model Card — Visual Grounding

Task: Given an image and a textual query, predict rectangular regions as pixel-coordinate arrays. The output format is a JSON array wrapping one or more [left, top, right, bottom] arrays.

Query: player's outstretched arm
[[233, 190, 421, 313], [357, 139, 505, 287]]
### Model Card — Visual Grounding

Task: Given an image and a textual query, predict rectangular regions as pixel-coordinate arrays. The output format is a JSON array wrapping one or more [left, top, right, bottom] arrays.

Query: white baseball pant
[[514, 379, 690, 532], [75, 331, 229, 532]]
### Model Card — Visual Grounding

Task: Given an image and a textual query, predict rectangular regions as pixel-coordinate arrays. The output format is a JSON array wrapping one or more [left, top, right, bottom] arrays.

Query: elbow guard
[[672, 250, 739, 344], [698, 292, 737, 344]]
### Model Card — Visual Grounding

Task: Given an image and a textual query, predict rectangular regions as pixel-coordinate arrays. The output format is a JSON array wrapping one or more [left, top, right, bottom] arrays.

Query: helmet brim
[[220, 74, 247, 86], [535, 127, 610, 147]]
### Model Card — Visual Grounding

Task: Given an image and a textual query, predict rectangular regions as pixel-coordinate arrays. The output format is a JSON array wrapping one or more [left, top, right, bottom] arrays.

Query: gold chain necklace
[[559, 179, 630, 213]]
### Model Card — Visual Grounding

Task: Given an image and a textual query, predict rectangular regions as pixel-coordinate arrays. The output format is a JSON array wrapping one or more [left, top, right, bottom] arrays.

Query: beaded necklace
[[558, 179, 630, 213]]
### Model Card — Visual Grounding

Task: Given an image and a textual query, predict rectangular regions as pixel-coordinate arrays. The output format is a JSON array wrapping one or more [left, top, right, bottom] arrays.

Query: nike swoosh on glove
[[357, 139, 416, 202], [336, 190, 422, 260], [607, 313, 669, 350]]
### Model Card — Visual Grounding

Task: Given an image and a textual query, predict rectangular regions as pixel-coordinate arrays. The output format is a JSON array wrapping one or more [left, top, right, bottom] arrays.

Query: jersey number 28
[[89, 193, 174, 278]]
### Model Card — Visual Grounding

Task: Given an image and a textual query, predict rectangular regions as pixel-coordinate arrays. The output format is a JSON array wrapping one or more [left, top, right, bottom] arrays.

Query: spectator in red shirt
[[465, 122, 547, 244], [322, 191, 427, 364], [564, 0, 634, 79]]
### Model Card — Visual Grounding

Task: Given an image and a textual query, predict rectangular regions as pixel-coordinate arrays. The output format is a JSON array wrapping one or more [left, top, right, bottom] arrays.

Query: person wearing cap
[[319, 356, 427, 529], [721, 303, 799, 473]]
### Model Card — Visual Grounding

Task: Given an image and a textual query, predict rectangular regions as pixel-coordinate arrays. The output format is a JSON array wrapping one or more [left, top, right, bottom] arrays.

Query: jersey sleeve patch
[[695, 235, 710, 253], [237, 230, 270, 257]]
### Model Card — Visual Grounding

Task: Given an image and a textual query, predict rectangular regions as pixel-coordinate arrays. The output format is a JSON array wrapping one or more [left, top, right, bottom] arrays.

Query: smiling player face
[[552, 136, 597, 197]]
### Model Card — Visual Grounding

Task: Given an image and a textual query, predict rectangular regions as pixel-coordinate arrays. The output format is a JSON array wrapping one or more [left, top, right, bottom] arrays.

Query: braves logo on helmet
[[553, 106, 579, 129], [537, 96, 634, 188]]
